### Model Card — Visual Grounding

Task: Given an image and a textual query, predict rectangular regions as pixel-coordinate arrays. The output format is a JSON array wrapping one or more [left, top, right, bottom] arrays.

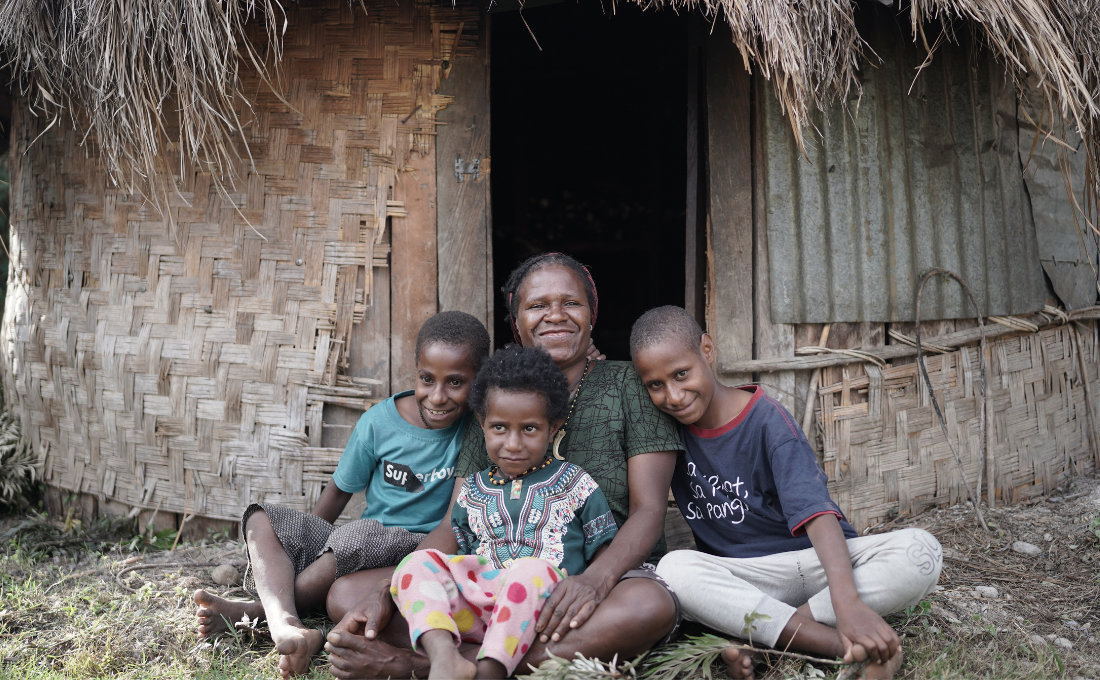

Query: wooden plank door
[[437, 17, 494, 335]]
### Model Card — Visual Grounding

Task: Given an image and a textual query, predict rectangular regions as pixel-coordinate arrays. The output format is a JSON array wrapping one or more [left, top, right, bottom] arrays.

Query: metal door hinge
[[455, 158, 480, 182]]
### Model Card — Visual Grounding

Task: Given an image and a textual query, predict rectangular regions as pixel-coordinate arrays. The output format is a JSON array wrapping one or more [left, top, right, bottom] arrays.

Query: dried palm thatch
[[0, 0, 1099, 220], [0, 0, 286, 205]]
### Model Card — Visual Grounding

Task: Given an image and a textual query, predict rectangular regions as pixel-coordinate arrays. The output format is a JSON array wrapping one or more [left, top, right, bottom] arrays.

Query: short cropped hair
[[468, 345, 570, 422], [629, 305, 704, 358], [415, 311, 491, 371]]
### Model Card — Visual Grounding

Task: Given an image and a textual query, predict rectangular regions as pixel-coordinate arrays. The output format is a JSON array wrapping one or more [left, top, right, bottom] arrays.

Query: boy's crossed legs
[[656, 528, 942, 680]]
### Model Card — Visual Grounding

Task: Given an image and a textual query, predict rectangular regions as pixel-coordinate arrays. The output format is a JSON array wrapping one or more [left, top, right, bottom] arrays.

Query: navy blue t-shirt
[[670, 386, 857, 558]]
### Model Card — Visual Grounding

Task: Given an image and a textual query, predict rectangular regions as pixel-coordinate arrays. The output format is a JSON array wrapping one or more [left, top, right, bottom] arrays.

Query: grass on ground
[[1, 475, 1099, 679]]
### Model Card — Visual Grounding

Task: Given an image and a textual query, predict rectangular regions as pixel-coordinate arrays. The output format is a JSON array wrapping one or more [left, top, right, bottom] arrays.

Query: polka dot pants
[[391, 549, 561, 675]]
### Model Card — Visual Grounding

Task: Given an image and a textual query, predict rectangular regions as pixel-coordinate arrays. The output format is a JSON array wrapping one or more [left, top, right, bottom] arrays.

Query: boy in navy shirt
[[630, 306, 942, 680]]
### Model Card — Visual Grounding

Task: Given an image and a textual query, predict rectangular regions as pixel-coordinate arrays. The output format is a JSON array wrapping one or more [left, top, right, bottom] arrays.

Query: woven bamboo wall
[[819, 324, 1099, 531], [1, 0, 479, 522]]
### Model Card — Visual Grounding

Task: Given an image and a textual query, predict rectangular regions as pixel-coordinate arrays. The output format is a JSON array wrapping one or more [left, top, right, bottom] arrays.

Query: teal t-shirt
[[332, 391, 465, 534]]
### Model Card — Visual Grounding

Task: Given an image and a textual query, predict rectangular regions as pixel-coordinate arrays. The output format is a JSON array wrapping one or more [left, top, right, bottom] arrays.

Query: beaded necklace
[[489, 455, 554, 499], [552, 359, 591, 461]]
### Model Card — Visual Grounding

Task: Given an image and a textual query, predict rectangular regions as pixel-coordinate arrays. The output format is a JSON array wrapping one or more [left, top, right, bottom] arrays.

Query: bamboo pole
[[1072, 324, 1100, 468], [800, 324, 831, 436], [720, 307, 1100, 375]]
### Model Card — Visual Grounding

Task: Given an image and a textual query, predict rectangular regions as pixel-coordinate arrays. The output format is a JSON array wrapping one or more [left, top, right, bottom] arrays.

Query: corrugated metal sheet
[[764, 10, 1047, 324]]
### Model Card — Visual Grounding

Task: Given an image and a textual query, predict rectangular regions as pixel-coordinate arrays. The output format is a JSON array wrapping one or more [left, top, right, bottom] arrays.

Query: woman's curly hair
[[469, 345, 570, 422]]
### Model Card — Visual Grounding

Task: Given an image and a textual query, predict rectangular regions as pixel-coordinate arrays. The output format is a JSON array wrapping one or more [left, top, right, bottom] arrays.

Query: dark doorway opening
[[490, 3, 688, 359]]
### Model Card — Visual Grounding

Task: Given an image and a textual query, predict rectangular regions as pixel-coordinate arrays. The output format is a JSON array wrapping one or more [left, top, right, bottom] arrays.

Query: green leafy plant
[[0, 407, 36, 505], [637, 634, 732, 680], [1088, 515, 1100, 540], [742, 611, 773, 647]]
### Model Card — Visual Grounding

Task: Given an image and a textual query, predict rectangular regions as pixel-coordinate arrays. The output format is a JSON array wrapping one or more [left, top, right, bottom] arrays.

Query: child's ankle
[[419, 629, 458, 658], [476, 657, 507, 679]]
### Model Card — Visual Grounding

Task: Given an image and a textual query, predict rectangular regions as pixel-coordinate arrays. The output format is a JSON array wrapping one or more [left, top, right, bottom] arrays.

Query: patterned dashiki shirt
[[451, 458, 618, 576], [455, 360, 684, 561]]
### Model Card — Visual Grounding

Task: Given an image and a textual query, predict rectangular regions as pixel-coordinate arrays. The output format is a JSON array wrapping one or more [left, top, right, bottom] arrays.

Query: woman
[[324, 253, 683, 678]]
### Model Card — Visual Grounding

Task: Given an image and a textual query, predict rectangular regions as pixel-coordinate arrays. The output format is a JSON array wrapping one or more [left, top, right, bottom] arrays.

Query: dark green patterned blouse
[[455, 360, 684, 561]]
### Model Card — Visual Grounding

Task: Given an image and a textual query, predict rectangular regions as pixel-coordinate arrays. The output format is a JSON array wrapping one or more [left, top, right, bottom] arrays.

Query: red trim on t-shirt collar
[[686, 385, 763, 438]]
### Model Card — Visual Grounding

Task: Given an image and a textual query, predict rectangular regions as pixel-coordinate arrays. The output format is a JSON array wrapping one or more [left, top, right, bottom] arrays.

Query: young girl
[[391, 345, 619, 679]]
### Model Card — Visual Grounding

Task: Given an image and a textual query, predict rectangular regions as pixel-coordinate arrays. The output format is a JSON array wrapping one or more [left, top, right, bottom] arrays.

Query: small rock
[[928, 626, 940, 634], [1044, 533, 1054, 542], [1030, 634, 1048, 646], [1045, 634, 1058, 642], [1054, 637, 1073, 650], [1064, 620, 1080, 631], [973, 586, 999, 598], [1012, 541, 1043, 556], [210, 564, 240, 586]]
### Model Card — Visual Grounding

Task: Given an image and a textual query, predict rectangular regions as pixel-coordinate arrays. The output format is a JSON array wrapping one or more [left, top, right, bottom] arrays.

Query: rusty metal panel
[[763, 13, 1047, 324]]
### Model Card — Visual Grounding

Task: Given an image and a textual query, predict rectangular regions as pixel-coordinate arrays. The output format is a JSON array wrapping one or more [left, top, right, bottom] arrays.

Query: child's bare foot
[[427, 649, 476, 680], [839, 645, 903, 680], [193, 590, 265, 637], [273, 626, 326, 678], [720, 645, 758, 680], [419, 630, 476, 680]]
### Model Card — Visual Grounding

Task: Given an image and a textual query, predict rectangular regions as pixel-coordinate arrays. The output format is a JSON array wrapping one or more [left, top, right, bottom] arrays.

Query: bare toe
[[192, 589, 262, 638], [276, 628, 325, 678], [720, 646, 756, 680]]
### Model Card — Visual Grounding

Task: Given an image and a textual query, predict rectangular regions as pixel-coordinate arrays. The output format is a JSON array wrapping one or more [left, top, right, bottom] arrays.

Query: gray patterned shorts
[[241, 503, 425, 595], [621, 562, 683, 646]]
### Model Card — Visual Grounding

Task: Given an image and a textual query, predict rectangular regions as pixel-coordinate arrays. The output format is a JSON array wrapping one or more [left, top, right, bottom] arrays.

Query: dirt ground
[[0, 475, 1098, 679]]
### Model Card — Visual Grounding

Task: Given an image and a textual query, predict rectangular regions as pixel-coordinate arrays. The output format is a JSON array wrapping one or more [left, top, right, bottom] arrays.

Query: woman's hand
[[332, 581, 395, 640], [534, 571, 612, 643]]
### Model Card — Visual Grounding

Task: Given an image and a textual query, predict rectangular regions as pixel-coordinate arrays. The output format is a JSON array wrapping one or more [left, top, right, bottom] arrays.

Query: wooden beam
[[750, 73, 796, 413], [391, 142, 439, 391], [706, 27, 753, 385], [437, 18, 493, 332], [684, 19, 707, 326]]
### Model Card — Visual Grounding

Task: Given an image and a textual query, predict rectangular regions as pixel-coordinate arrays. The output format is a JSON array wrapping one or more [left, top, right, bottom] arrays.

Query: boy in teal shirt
[[194, 311, 490, 678]]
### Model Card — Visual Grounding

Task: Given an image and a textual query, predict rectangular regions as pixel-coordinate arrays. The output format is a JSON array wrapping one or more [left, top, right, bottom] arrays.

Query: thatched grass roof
[[0, 0, 1098, 207], [0, 0, 285, 200]]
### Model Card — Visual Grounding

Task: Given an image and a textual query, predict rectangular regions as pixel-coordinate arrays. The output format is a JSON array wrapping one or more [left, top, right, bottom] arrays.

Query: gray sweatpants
[[655, 528, 942, 648]]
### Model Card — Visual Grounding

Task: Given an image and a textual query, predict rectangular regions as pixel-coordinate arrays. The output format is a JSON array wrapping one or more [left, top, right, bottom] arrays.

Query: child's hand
[[834, 600, 900, 665], [585, 339, 606, 362]]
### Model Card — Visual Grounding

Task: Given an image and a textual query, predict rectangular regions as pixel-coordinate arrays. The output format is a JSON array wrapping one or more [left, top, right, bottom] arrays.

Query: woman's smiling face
[[515, 264, 592, 368]]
